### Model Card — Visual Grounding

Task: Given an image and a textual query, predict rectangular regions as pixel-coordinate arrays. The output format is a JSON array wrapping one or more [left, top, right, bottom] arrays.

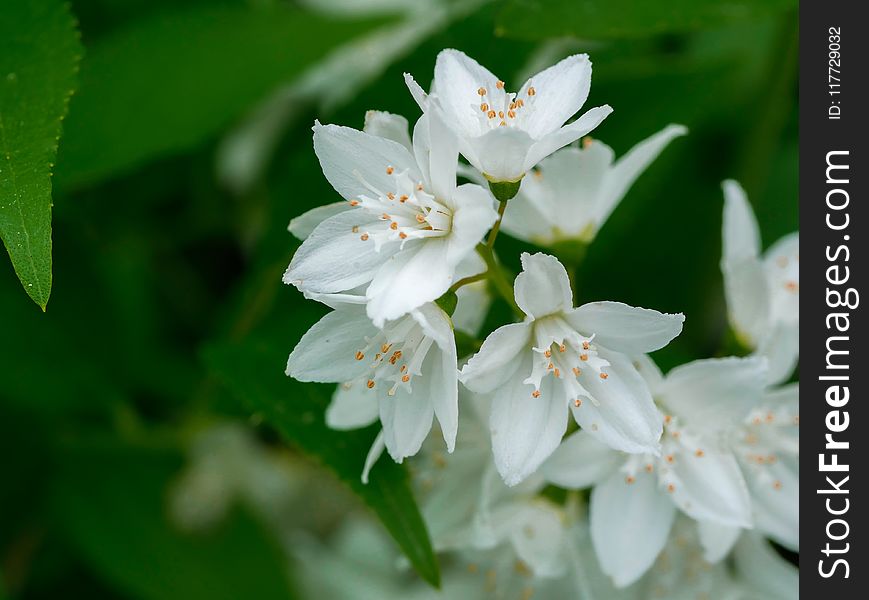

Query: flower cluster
[[283, 48, 799, 593]]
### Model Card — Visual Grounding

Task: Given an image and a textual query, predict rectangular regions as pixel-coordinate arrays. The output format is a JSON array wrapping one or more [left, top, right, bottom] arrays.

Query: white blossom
[[501, 125, 686, 245], [460, 252, 684, 486], [286, 292, 458, 469], [405, 49, 613, 185], [284, 110, 498, 327], [721, 180, 799, 384], [542, 355, 763, 587]]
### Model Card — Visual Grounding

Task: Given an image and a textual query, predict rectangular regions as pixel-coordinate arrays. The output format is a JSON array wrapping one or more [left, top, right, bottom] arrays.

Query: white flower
[[541, 356, 763, 587], [501, 125, 687, 245], [459, 252, 684, 486], [286, 292, 458, 468], [732, 383, 799, 551], [721, 180, 799, 384], [405, 49, 613, 186], [284, 110, 498, 327]]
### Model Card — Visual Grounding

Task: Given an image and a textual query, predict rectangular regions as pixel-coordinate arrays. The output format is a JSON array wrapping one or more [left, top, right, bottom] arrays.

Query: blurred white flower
[[501, 125, 686, 245], [170, 424, 300, 532], [284, 110, 497, 327], [405, 49, 612, 188], [732, 383, 799, 551], [542, 356, 763, 587], [459, 252, 684, 486], [286, 292, 458, 468], [721, 180, 799, 384]]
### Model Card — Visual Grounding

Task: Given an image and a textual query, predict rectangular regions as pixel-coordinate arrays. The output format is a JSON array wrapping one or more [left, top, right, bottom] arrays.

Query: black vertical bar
[[801, 0, 866, 596]]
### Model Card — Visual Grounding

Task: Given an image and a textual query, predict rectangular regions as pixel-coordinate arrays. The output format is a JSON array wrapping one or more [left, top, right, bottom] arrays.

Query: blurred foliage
[[1, 0, 797, 598], [0, 0, 81, 309]]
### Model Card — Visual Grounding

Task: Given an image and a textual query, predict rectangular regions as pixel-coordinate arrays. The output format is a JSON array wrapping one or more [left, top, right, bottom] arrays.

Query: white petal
[[313, 122, 419, 201], [565, 301, 684, 354], [514, 252, 573, 319], [365, 240, 452, 327], [326, 381, 380, 430], [361, 430, 385, 484], [467, 127, 536, 182], [631, 353, 664, 393], [459, 322, 532, 393], [413, 111, 459, 202], [721, 180, 761, 262], [432, 49, 500, 137], [591, 469, 676, 587], [744, 456, 799, 551], [284, 210, 396, 293], [379, 383, 434, 463], [523, 105, 613, 172], [657, 356, 767, 432], [490, 355, 569, 486], [452, 281, 490, 336], [403, 72, 428, 111], [518, 54, 592, 139], [757, 322, 798, 385], [697, 520, 741, 563], [597, 124, 687, 227], [571, 350, 663, 455], [540, 430, 621, 489], [500, 179, 557, 244], [734, 532, 799, 600], [412, 304, 459, 452], [362, 110, 413, 151], [507, 502, 569, 577], [721, 180, 770, 344], [668, 445, 752, 528], [286, 307, 377, 382], [447, 183, 499, 264], [288, 202, 351, 241]]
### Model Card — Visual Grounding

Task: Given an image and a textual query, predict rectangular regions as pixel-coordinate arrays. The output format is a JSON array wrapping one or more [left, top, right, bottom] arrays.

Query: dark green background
[[1, 0, 797, 597]]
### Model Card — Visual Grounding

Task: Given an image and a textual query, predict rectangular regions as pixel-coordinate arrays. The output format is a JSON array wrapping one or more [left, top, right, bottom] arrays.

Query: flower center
[[351, 315, 434, 396], [348, 166, 453, 251], [523, 315, 609, 404], [474, 81, 538, 130]]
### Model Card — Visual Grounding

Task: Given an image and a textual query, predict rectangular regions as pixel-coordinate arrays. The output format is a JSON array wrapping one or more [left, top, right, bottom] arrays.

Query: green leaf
[[56, 5, 385, 188], [53, 442, 295, 600], [496, 0, 796, 40], [0, 0, 81, 309], [203, 333, 441, 588]]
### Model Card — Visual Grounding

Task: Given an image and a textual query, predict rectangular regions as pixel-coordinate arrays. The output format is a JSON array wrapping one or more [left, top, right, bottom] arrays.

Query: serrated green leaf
[[53, 443, 295, 600], [0, 0, 81, 309], [56, 5, 385, 188], [203, 335, 441, 588], [496, 0, 796, 40]]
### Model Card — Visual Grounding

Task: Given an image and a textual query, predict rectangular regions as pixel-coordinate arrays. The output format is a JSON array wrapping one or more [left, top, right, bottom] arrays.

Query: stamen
[[531, 390, 541, 398], [508, 110, 516, 119], [480, 103, 489, 112], [572, 367, 580, 376], [386, 166, 394, 175], [582, 341, 590, 350], [487, 110, 496, 119], [580, 354, 588, 361], [667, 484, 675, 493], [574, 398, 582, 407], [355, 351, 364, 360], [695, 449, 705, 457], [773, 480, 782, 490], [416, 214, 426, 223], [543, 349, 552, 358], [478, 87, 487, 96], [349, 199, 359, 206], [352, 226, 359, 233], [553, 368, 561, 378], [360, 233, 369, 241], [496, 80, 505, 89], [387, 192, 395, 200], [399, 194, 408, 202], [599, 372, 608, 380], [559, 344, 566, 353], [402, 374, 410, 382], [367, 380, 375, 389], [399, 232, 407, 239], [645, 464, 654, 473], [625, 476, 636, 484], [665, 455, 674, 464], [527, 86, 536, 96], [390, 222, 398, 230], [498, 111, 505, 119]]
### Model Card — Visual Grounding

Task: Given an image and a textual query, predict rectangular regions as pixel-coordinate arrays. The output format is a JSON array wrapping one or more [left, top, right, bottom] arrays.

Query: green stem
[[477, 243, 522, 317], [486, 200, 509, 250], [448, 272, 487, 293]]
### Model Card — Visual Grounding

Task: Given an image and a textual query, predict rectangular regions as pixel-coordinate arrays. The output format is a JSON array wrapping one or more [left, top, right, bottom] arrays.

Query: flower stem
[[486, 199, 509, 250], [477, 243, 522, 316]]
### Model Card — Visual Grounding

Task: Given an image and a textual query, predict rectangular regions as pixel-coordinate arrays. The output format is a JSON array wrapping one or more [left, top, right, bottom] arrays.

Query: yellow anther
[[665, 455, 674, 464], [480, 103, 489, 112], [496, 80, 505, 89], [478, 87, 487, 96], [355, 351, 364, 360], [580, 353, 588, 361], [773, 480, 783, 490], [367, 380, 375, 389], [416, 214, 426, 223], [531, 390, 541, 398], [572, 367, 580, 376], [352, 225, 359, 233], [399, 194, 408, 202], [360, 233, 369, 241], [582, 341, 590, 350], [527, 86, 536, 96], [399, 232, 407, 239], [386, 166, 394, 175], [387, 192, 395, 200], [543, 349, 551, 358], [349, 199, 359, 206], [508, 110, 516, 119], [559, 344, 566, 352], [626, 475, 636, 484], [695, 449, 705, 457], [667, 483, 675, 493], [574, 398, 582, 407], [390, 222, 398, 230], [402, 374, 410, 383], [487, 110, 496, 119], [554, 368, 561, 378], [599, 372, 608, 380]]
